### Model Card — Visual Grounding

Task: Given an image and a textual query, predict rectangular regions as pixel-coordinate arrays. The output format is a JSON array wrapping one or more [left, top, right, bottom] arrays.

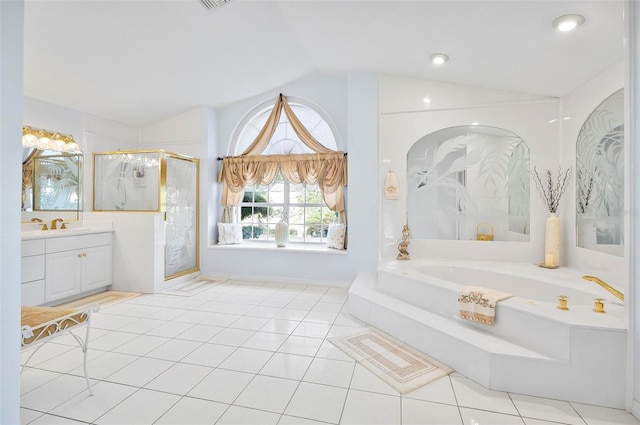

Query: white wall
[[378, 75, 558, 263], [1, 1, 24, 423], [560, 62, 625, 288]]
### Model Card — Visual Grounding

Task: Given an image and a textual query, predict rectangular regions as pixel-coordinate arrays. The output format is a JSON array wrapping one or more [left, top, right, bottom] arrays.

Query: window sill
[[207, 242, 348, 255]]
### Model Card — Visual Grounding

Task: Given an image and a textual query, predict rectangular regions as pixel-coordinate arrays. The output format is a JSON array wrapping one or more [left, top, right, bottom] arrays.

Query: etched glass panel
[[407, 126, 530, 241], [93, 152, 161, 211], [576, 89, 624, 256], [165, 156, 198, 277]]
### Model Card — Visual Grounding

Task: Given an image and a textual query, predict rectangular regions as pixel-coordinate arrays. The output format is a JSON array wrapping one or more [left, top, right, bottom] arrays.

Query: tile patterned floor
[[19, 279, 640, 425]]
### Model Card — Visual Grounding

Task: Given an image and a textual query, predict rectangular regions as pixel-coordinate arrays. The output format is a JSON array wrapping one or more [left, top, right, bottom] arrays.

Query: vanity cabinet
[[21, 231, 113, 305], [44, 232, 113, 303], [21, 239, 46, 305]]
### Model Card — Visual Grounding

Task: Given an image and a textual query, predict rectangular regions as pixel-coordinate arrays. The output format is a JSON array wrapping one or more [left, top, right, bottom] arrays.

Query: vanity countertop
[[21, 228, 114, 240]]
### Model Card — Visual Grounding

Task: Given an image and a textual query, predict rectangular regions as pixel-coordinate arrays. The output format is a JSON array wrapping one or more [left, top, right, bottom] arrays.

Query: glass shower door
[[164, 155, 199, 279]]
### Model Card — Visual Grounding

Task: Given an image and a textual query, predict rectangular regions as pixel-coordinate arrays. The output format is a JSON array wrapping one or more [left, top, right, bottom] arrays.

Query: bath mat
[[329, 327, 453, 394], [160, 276, 227, 297], [55, 291, 141, 310]]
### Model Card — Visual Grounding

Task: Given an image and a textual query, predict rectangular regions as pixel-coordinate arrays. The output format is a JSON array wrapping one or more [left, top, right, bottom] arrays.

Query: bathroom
[[2, 0, 640, 423]]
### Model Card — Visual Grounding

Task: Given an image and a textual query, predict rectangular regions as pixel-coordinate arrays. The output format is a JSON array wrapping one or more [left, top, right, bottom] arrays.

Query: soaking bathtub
[[348, 259, 627, 408]]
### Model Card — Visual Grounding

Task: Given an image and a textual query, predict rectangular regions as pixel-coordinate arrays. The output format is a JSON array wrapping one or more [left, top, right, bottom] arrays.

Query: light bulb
[[552, 14, 585, 32], [22, 134, 37, 147], [430, 53, 449, 65]]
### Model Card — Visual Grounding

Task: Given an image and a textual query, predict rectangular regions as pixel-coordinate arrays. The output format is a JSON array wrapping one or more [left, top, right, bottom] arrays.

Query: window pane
[[305, 185, 323, 204], [289, 206, 304, 225]]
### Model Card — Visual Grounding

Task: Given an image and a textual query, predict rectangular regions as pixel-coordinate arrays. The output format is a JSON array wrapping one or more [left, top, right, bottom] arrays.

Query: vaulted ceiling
[[24, 0, 624, 127]]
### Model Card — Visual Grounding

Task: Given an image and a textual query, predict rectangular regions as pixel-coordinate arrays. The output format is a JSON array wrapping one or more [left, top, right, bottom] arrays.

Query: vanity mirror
[[21, 126, 82, 221], [407, 125, 530, 241], [576, 89, 623, 256]]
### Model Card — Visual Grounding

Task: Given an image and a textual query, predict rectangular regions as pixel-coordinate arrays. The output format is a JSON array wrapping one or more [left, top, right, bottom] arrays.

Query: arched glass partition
[[407, 125, 530, 241], [576, 89, 624, 256]]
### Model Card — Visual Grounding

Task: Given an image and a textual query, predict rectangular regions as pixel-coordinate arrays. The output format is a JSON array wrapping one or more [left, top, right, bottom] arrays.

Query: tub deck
[[348, 260, 627, 408]]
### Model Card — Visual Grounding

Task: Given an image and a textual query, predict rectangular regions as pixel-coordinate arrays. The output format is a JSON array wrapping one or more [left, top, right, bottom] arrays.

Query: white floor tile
[[349, 364, 400, 396], [180, 342, 235, 367], [261, 318, 301, 335], [221, 303, 256, 315], [173, 310, 213, 324], [49, 381, 136, 423], [21, 368, 68, 395], [242, 331, 289, 351], [278, 415, 333, 425], [341, 389, 401, 425], [510, 393, 585, 425], [21, 343, 74, 367], [117, 305, 164, 318], [116, 317, 166, 334], [20, 374, 94, 413], [274, 308, 309, 321], [188, 368, 254, 404], [216, 405, 280, 425], [175, 323, 225, 342], [104, 357, 174, 387], [235, 375, 299, 413], [327, 324, 362, 338], [209, 328, 255, 347], [199, 312, 243, 327], [451, 375, 519, 415], [278, 335, 323, 356], [196, 301, 228, 312], [460, 407, 525, 425], [303, 357, 355, 388], [171, 298, 208, 310], [260, 352, 314, 381], [291, 322, 332, 339], [287, 300, 318, 311], [111, 334, 169, 356], [154, 396, 228, 425], [146, 338, 202, 361], [571, 402, 640, 425], [28, 414, 88, 424], [146, 308, 190, 321], [20, 408, 43, 425], [219, 347, 273, 373], [312, 302, 343, 313], [88, 331, 139, 351], [522, 418, 571, 425], [94, 388, 180, 425], [229, 315, 271, 331], [145, 321, 194, 338], [303, 311, 338, 324], [31, 347, 103, 375], [145, 362, 213, 395], [285, 382, 348, 424], [261, 298, 292, 308], [68, 351, 138, 380], [315, 340, 356, 362], [91, 314, 133, 331], [246, 305, 282, 319], [403, 375, 457, 405], [402, 398, 463, 425]]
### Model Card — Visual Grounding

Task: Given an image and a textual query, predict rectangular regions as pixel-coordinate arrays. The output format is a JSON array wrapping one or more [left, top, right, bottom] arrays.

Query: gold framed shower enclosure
[[93, 150, 200, 280]]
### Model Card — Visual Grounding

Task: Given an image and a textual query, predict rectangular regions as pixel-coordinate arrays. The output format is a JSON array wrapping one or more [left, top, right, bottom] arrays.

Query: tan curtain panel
[[218, 94, 348, 225]]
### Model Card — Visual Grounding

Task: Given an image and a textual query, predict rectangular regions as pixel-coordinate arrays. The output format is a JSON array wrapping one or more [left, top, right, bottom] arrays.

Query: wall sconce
[[385, 171, 399, 200], [22, 125, 81, 153]]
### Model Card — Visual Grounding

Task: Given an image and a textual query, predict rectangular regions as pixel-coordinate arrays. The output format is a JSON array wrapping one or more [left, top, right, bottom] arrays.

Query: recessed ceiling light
[[471, 122, 479, 126], [423, 97, 431, 104], [430, 53, 449, 65], [552, 14, 585, 32]]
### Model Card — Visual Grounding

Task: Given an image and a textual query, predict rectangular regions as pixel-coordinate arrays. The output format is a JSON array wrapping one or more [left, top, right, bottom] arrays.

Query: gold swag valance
[[218, 94, 348, 224]]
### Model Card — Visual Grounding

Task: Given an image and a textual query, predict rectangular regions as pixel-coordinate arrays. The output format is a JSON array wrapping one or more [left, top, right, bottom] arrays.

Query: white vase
[[275, 221, 289, 247], [544, 213, 561, 268]]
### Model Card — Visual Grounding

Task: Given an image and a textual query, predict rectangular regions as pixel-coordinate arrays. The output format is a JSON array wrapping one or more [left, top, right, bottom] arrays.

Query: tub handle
[[476, 223, 494, 241]]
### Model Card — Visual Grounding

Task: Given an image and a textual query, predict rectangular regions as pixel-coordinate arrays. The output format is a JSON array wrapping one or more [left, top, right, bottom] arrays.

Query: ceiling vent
[[199, 0, 231, 10]]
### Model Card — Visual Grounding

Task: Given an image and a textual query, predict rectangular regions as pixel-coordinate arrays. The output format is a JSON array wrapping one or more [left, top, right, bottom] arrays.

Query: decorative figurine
[[397, 225, 410, 260]]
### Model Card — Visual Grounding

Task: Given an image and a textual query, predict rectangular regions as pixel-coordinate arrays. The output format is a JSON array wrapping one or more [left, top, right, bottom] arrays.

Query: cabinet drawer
[[22, 280, 45, 306], [22, 239, 45, 257], [46, 232, 113, 253], [21, 255, 45, 284]]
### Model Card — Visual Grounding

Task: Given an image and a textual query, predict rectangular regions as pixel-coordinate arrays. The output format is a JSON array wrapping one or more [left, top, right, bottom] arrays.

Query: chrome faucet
[[30, 217, 48, 230], [51, 218, 66, 230]]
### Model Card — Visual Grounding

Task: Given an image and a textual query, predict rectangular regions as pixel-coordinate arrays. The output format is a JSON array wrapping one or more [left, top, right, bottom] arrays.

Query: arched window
[[232, 99, 341, 244]]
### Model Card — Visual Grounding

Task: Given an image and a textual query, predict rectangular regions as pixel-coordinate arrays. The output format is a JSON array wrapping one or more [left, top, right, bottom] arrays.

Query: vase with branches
[[532, 166, 572, 213], [533, 165, 572, 268]]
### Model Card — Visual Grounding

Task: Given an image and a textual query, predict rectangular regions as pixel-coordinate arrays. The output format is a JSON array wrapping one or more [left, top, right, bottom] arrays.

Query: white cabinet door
[[45, 250, 82, 303], [82, 245, 112, 291]]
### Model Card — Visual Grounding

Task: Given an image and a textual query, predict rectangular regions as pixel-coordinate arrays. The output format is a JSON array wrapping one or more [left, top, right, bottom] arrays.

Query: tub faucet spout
[[582, 275, 624, 302]]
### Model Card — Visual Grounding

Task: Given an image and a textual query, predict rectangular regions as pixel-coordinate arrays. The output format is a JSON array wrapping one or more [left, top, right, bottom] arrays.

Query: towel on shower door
[[457, 286, 513, 326]]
